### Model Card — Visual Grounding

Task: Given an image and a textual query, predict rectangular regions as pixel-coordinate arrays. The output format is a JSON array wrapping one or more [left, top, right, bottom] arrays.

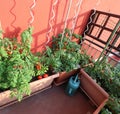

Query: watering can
[[65, 74, 80, 96]]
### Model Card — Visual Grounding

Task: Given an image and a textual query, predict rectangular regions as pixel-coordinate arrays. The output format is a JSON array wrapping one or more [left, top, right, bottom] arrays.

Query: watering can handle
[[74, 74, 78, 83]]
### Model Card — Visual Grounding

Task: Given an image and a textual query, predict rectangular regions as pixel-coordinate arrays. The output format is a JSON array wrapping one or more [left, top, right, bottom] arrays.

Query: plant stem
[[60, 0, 73, 50]]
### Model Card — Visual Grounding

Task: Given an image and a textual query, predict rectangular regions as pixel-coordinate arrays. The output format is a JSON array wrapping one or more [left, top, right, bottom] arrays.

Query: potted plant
[[40, 28, 91, 85], [0, 27, 59, 108], [79, 68, 109, 114], [79, 59, 110, 113], [102, 64, 120, 114], [84, 59, 120, 114]]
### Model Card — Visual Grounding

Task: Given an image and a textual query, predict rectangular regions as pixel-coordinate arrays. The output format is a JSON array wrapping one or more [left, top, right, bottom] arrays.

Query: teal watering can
[[65, 74, 80, 96]]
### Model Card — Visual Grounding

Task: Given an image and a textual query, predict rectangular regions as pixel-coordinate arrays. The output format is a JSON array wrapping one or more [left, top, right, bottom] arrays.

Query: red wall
[[0, 0, 120, 52]]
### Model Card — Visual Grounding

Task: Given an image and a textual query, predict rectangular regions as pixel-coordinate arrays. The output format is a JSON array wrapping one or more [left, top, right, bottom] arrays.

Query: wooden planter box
[[79, 69, 109, 114], [54, 69, 79, 86], [54, 59, 93, 86], [0, 73, 59, 109], [54, 62, 93, 86]]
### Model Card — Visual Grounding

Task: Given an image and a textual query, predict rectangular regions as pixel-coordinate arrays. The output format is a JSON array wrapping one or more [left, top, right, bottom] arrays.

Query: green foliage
[[85, 59, 120, 97], [101, 108, 112, 114], [21, 27, 33, 50], [40, 28, 90, 73], [107, 97, 120, 114], [0, 27, 48, 101]]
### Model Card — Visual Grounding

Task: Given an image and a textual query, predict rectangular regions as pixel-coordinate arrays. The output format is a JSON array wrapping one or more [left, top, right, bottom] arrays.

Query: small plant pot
[[0, 73, 59, 109], [79, 69, 109, 114], [54, 69, 79, 86]]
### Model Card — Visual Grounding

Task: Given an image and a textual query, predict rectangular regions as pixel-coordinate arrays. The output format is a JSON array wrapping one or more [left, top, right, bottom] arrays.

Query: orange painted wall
[[0, 0, 120, 52]]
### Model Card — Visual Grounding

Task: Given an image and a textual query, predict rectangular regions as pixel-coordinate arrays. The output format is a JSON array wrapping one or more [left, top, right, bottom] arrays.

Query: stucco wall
[[0, 0, 120, 52]]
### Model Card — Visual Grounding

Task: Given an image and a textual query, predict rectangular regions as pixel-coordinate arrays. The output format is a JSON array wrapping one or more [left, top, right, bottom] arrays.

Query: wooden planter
[[54, 69, 79, 86], [54, 62, 93, 86], [79, 69, 109, 114], [0, 73, 59, 109]]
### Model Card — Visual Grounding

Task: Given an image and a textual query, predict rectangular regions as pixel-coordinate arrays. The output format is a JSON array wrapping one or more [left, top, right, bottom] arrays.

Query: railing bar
[[93, 10, 120, 18], [85, 34, 120, 51], [85, 39, 120, 58]]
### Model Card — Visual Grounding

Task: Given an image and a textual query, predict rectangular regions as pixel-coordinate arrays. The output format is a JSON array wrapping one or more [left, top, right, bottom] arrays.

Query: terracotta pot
[[79, 69, 109, 114], [0, 73, 59, 109], [54, 69, 79, 86]]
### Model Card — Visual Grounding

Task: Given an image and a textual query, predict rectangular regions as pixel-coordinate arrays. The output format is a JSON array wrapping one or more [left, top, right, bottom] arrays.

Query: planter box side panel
[[93, 99, 108, 114], [30, 73, 59, 93], [54, 69, 79, 85], [0, 90, 16, 107], [0, 73, 59, 108], [79, 69, 109, 107]]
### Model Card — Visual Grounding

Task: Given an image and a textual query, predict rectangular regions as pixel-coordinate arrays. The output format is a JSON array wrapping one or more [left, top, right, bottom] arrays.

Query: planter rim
[[80, 69, 109, 98], [30, 73, 59, 85]]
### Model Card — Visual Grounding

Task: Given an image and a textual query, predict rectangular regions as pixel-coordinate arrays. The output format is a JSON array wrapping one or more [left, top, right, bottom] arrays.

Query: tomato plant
[[35, 63, 41, 70], [0, 27, 48, 101], [37, 76, 43, 80], [19, 49, 23, 54], [85, 59, 120, 114], [40, 28, 90, 72], [43, 74, 48, 78]]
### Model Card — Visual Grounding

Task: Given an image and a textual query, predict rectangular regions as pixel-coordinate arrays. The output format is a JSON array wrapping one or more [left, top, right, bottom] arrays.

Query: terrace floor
[[0, 84, 96, 114]]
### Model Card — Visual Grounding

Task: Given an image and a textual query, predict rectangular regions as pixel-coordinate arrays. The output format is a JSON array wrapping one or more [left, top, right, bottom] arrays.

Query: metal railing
[[81, 10, 120, 65]]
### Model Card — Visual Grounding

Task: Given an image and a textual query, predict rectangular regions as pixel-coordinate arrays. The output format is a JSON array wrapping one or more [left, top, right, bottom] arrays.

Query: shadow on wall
[[1, 0, 91, 53], [32, 0, 60, 52], [32, 10, 91, 53], [3, 27, 21, 39]]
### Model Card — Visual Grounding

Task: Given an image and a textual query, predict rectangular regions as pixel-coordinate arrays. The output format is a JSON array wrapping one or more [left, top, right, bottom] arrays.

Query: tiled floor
[[0, 84, 96, 114]]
